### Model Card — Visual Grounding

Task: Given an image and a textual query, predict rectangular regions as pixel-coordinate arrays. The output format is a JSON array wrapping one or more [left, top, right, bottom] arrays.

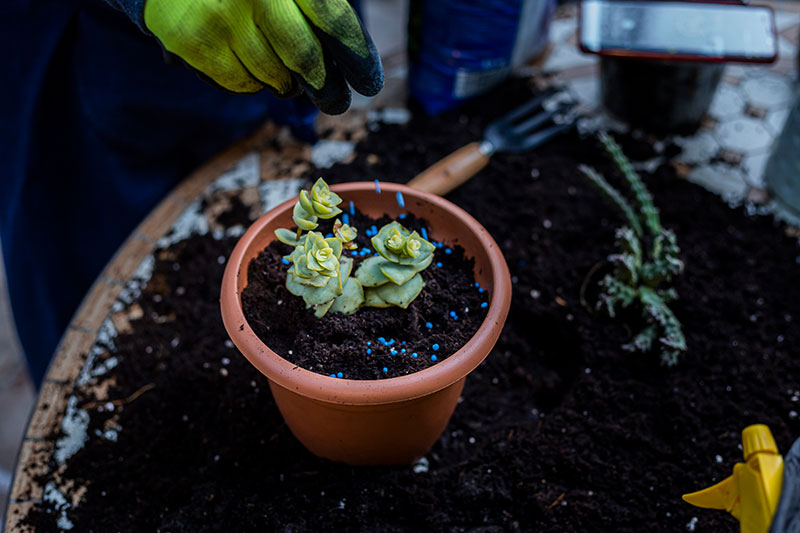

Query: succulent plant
[[282, 231, 363, 318], [579, 132, 686, 365], [355, 221, 435, 309], [333, 218, 358, 250], [274, 178, 439, 318], [293, 177, 344, 233]]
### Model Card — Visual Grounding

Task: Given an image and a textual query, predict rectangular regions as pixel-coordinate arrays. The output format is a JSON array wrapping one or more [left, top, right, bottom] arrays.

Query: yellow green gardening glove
[[142, 0, 383, 114]]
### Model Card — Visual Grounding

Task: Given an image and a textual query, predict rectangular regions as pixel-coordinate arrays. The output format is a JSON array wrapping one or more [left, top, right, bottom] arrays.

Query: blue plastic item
[[408, 0, 555, 115]]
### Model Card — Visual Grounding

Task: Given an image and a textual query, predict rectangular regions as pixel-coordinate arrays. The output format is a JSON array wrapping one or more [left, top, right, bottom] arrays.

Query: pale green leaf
[[373, 273, 424, 309], [274, 228, 301, 246], [330, 277, 364, 315], [354, 256, 391, 287], [378, 262, 418, 286]]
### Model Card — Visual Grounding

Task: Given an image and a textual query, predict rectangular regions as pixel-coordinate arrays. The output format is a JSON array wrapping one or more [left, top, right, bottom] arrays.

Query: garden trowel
[[407, 90, 576, 196]]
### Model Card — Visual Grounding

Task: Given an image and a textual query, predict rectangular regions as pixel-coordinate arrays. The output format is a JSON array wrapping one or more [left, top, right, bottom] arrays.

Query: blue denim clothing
[[0, 0, 317, 387]]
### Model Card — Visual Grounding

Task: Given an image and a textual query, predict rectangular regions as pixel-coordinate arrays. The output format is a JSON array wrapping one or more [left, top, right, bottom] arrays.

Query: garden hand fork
[[407, 90, 576, 196]]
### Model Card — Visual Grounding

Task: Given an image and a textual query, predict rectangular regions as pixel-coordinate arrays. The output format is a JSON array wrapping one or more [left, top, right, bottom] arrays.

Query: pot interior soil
[[240, 211, 489, 379], [18, 78, 800, 532]]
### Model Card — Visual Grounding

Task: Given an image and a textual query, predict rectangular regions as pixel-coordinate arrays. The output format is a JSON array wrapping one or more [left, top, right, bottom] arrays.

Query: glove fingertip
[[304, 83, 352, 115], [294, 52, 352, 115], [348, 49, 383, 97], [304, 11, 384, 98], [316, 33, 384, 98]]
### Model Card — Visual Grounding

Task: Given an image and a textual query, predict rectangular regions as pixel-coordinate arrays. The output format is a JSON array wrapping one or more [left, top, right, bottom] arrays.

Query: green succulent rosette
[[292, 178, 343, 231], [283, 231, 363, 317], [333, 218, 358, 250], [355, 221, 435, 308]]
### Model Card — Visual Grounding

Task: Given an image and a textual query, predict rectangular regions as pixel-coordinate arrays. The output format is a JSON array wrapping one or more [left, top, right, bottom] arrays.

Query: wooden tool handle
[[407, 142, 490, 196]]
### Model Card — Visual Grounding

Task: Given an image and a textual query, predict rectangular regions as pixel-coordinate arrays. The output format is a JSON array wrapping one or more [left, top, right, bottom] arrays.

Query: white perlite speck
[[311, 140, 355, 169], [206, 152, 260, 193], [686, 516, 698, 531], [258, 178, 306, 213], [77, 318, 119, 387], [95, 317, 117, 350], [44, 481, 74, 530], [412, 456, 430, 474], [114, 254, 155, 309], [367, 108, 411, 125], [55, 396, 89, 465], [157, 198, 209, 249]]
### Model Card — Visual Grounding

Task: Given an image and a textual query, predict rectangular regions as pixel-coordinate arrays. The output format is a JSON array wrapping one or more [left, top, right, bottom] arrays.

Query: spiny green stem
[[597, 131, 662, 236], [579, 164, 643, 237]]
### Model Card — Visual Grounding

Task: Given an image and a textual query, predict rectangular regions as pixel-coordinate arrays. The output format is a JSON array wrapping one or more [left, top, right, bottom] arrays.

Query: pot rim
[[220, 181, 511, 406]]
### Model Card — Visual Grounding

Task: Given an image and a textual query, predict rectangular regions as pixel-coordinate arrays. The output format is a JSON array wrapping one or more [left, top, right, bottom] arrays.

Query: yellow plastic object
[[683, 424, 785, 533]]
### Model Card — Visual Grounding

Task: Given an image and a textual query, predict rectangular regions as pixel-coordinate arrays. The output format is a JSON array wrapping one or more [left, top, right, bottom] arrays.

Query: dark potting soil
[[20, 78, 800, 532], [240, 212, 488, 379]]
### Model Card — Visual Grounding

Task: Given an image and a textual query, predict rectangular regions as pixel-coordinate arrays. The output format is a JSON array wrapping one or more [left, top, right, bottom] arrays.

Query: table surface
[[5, 2, 800, 530]]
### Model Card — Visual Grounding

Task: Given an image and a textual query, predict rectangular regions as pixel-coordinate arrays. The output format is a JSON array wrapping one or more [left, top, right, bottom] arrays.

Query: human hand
[[144, 0, 383, 114]]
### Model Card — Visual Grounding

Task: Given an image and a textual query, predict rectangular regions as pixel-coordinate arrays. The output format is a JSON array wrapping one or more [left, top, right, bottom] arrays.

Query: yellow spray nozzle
[[742, 424, 779, 460], [682, 424, 784, 533]]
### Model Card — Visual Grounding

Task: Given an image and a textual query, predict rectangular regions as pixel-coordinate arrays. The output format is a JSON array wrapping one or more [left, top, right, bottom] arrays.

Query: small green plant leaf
[[313, 300, 335, 318], [366, 273, 425, 309], [293, 255, 317, 280], [582, 131, 686, 365], [285, 272, 306, 297], [598, 132, 662, 236], [302, 232, 340, 277], [381, 255, 433, 285], [354, 256, 391, 287], [334, 219, 358, 250], [303, 274, 343, 305], [310, 178, 343, 218], [598, 276, 637, 316], [579, 164, 643, 238], [379, 262, 420, 286], [623, 325, 657, 353], [293, 200, 319, 231], [372, 222, 435, 266], [330, 277, 364, 315], [293, 271, 330, 288], [363, 289, 392, 308], [339, 256, 353, 280], [274, 228, 302, 246], [303, 257, 352, 305], [609, 252, 639, 285], [291, 178, 343, 231]]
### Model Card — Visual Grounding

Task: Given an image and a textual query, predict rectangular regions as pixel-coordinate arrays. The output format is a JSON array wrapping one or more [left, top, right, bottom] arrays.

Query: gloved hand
[[143, 0, 383, 114]]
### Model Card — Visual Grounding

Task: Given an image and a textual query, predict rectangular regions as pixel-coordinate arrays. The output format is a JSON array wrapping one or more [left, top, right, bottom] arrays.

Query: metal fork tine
[[515, 121, 574, 152], [495, 89, 555, 125], [510, 107, 558, 135]]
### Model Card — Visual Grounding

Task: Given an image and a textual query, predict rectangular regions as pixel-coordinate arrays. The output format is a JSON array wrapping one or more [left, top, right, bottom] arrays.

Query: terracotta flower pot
[[220, 182, 511, 465]]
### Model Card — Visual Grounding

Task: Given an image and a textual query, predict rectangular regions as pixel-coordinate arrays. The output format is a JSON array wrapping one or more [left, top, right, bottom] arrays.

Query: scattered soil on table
[[21, 78, 800, 532], [241, 212, 488, 379]]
